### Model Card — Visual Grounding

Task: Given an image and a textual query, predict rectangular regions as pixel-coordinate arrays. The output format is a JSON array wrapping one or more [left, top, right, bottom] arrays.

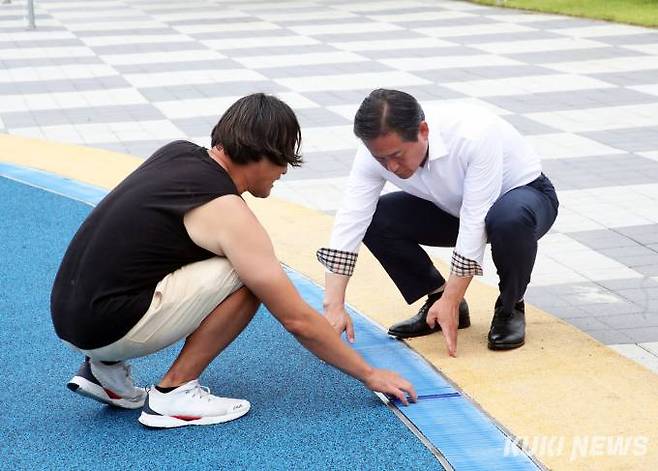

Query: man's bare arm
[[184, 195, 416, 403], [323, 271, 355, 342]]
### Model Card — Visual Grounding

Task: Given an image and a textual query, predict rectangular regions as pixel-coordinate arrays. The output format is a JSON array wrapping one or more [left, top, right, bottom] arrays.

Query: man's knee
[[484, 205, 537, 238], [486, 204, 536, 244]]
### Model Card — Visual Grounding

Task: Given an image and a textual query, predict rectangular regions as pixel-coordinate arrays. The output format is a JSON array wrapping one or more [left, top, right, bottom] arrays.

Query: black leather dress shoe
[[388, 292, 470, 339], [488, 297, 525, 350]]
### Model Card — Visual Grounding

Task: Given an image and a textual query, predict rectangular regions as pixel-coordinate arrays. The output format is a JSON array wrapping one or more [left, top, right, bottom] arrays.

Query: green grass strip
[[471, 0, 658, 27]]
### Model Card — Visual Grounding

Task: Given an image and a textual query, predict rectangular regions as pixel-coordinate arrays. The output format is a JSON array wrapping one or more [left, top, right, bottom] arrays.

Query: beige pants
[[75, 257, 243, 362]]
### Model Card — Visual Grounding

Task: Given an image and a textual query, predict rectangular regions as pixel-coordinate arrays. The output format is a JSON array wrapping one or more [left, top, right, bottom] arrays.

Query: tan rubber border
[[3, 133, 657, 470]]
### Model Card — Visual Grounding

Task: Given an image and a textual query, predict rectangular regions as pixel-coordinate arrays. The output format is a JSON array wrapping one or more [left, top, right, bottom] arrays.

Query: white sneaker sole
[[67, 375, 145, 410], [138, 403, 251, 428]]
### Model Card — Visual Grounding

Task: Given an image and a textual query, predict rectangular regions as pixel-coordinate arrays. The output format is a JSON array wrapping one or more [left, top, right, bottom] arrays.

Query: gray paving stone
[[166, 16, 263, 27], [585, 329, 634, 344], [617, 287, 658, 304], [542, 154, 658, 191], [226, 45, 337, 58], [135, 87, 177, 102], [517, 18, 609, 30], [275, 16, 372, 27], [589, 69, 658, 86], [91, 42, 208, 55], [138, 81, 285, 101], [633, 265, 658, 277], [313, 30, 427, 44], [361, 6, 438, 16], [596, 277, 658, 291], [1, 113, 38, 128], [2, 104, 165, 127], [171, 117, 220, 136], [415, 65, 555, 83], [616, 224, 658, 245], [401, 84, 468, 100], [534, 304, 593, 319], [618, 326, 658, 343], [562, 290, 627, 306], [293, 107, 351, 127], [258, 61, 393, 79], [284, 161, 351, 180], [592, 33, 658, 45], [507, 47, 648, 65], [583, 127, 658, 153], [300, 156, 352, 174], [577, 301, 646, 316], [486, 88, 654, 114], [601, 245, 658, 258], [242, 5, 322, 14], [300, 84, 465, 107], [0, 26, 67, 33], [500, 115, 558, 135], [64, 15, 152, 25], [0, 56, 104, 69], [75, 28, 176, 38], [455, 31, 562, 45], [0, 13, 51, 21], [525, 287, 574, 307], [190, 29, 298, 41], [569, 229, 643, 249], [614, 254, 658, 268], [0, 76, 129, 95], [562, 316, 611, 331], [123, 140, 172, 158], [0, 39, 85, 49], [600, 311, 658, 328], [361, 46, 483, 60], [113, 59, 243, 74], [400, 15, 499, 27]]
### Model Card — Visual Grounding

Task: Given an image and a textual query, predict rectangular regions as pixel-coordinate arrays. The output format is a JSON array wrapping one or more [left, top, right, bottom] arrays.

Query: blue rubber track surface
[[0, 176, 444, 470]]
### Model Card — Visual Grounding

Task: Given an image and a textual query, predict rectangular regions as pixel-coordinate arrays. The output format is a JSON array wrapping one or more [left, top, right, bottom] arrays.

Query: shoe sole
[[67, 375, 145, 409], [388, 319, 471, 339], [487, 340, 525, 351], [137, 404, 251, 429]]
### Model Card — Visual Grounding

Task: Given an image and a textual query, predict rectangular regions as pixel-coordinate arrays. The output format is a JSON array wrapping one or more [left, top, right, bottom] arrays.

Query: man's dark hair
[[353, 89, 425, 142], [211, 93, 303, 167]]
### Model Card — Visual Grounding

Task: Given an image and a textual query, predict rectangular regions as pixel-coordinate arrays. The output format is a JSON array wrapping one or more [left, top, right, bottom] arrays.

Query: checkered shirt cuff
[[316, 247, 358, 277], [450, 251, 483, 277]]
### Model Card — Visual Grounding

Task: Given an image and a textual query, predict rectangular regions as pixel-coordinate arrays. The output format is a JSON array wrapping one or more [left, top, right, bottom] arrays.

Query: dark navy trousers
[[362, 174, 559, 315]]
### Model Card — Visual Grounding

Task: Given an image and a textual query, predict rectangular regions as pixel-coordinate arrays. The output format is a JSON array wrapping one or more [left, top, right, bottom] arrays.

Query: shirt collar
[[423, 133, 447, 170]]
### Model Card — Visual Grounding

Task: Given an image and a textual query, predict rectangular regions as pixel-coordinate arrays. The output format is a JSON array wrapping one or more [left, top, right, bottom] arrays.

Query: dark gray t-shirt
[[51, 140, 238, 349]]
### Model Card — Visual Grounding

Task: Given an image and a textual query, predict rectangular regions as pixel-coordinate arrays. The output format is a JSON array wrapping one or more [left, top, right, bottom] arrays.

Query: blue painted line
[[3, 163, 542, 471], [286, 270, 542, 471], [0, 163, 106, 206]]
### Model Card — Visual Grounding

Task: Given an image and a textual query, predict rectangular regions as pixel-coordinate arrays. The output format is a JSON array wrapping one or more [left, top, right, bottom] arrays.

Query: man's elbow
[[281, 316, 313, 339]]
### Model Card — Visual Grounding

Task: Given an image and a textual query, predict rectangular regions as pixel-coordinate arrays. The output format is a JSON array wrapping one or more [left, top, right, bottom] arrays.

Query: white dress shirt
[[321, 103, 542, 277]]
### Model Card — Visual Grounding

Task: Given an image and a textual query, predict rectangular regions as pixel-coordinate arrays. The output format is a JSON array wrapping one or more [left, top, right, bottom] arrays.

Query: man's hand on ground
[[427, 296, 459, 357], [324, 305, 355, 343], [363, 368, 417, 406]]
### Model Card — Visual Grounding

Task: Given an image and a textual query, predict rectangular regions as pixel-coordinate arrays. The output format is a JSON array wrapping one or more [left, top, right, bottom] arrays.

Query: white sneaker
[[67, 358, 146, 409], [138, 379, 250, 429]]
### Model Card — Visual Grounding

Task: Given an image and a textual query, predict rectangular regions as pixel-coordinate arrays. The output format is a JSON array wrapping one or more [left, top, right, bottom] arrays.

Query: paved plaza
[[1, 0, 658, 371]]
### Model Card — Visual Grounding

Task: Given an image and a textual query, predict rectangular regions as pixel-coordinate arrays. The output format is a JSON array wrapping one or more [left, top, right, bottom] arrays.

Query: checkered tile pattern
[[1, 0, 658, 365]]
